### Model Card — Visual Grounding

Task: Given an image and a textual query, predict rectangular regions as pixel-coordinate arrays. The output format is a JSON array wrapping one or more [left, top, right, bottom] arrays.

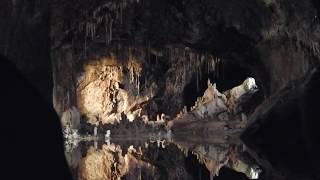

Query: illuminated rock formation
[[173, 138, 261, 179], [224, 77, 258, 114], [65, 133, 261, 180], [53, 45, 221, 128], [167, 78, 258, 131], [75, 55, 155, 125], [61, 107, 81, 129], [77, 58, 127, 124], [79, 143, 159, 180]]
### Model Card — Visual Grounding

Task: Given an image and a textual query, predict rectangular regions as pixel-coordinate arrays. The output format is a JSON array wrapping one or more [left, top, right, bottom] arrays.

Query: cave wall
[[242, 69, 320, 179], [0, 0, 52, 102], [0, 0, 318, 120], [51, 0, 320, 127], [52, 44, 220, 125]]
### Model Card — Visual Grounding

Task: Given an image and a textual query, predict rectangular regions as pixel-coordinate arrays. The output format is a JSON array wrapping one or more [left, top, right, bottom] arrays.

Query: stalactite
[[137, 73, 140, 95], [98, 16, 103, 24], [144, 76, 147, 90], [120, 1, 123, 24], [199, 59, 202, 83], [183, 62, 186, 82], [109, 20, 113, 44], [211, 56, 215, 73], [116, 3, 119, 21], [85, 22, 89, 37], [165, 47, 221, 95], [104, 14, 114, 45], [207, 55, 210, 74], [90, 22, 94, 40], [84, 36, 87, 57], [217, 58, 220, 78], [127, 50, 142, 94], [105, 20, 108, 45], [196, 65, 199, 92], [76, 0, 135, 50]]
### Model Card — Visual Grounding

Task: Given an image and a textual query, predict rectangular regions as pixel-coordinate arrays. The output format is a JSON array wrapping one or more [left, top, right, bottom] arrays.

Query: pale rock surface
[[224, 77, 258, 114], [167, 78, 257, 130], [61, 106, 81, 129], [175, 141, 260, 179], [76, 58, 153, 125]]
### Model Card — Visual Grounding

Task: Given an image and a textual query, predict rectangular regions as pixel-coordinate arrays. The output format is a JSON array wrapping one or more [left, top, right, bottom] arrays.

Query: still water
[[65, 132, 261, 180]]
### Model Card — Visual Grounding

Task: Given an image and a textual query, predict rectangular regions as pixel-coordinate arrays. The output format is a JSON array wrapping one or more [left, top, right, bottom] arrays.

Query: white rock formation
[[61, 106, 81, 129], [167, 78, 258, 130], [63, 125, 80, 153], [175, 141, 261, 180], [224, 77, 258, 114]]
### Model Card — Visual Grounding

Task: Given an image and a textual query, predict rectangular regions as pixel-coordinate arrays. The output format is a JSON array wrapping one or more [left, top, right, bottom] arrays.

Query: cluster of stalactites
[[127, 57, 142, 94], [175, 144, 189, 157], [100, 65, 123, 82], [168, 47, 221, 93], [78, 0, 140, 51]]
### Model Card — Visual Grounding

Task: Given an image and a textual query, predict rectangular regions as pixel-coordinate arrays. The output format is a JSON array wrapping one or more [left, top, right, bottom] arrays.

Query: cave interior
[[1, 0, 320, 180]]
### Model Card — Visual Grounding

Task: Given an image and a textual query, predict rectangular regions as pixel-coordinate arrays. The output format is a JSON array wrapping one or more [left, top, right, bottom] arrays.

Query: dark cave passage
[[313, 0, 320, 17], [183, 60, 254, 110], [185, 151, 211, 180], [185, 151, 250, 180], [242, 70, 320, 179]]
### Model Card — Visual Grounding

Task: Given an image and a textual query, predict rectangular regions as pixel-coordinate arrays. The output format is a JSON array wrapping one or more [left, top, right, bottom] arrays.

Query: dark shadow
[[242, 70, 320, 179], [185, 151, 211, 180], [0, 55, 72, 180], [183, 60, 253, 110], [213, 167, 249, 180]]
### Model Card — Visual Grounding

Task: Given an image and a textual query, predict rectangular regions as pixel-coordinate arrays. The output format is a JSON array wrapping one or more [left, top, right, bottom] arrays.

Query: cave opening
[[183, 60, 254, 110]]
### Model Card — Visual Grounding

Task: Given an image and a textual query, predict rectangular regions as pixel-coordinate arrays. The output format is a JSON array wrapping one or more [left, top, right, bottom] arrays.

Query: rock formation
[[79, 143, 158, 180], [167, 78, 258, 131], [1, 0, 320, 179], [65, 133, 260, 180]]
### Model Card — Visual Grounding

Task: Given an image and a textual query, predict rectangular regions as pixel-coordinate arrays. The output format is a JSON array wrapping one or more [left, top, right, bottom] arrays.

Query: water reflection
[[65, 133, 261, 180]]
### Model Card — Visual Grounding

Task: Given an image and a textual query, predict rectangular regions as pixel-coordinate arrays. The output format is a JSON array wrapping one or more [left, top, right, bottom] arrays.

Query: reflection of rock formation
[[63, 75, 260, 179], [167, 78, 258, 132], [173, 138, 261, 179], [80, 145, 120, 180], [79, 143, 159, 180], [66, 138, 194, 180], [66, 133, 260, 180]]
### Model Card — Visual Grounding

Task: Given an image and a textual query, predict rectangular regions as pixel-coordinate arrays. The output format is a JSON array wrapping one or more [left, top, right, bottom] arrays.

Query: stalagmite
[[216, 58, 220, 78], [137, 73, 140, 95], [167, 77, 258, 130], [105, 130, 111, 138], [94, 126, 98, 136]]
